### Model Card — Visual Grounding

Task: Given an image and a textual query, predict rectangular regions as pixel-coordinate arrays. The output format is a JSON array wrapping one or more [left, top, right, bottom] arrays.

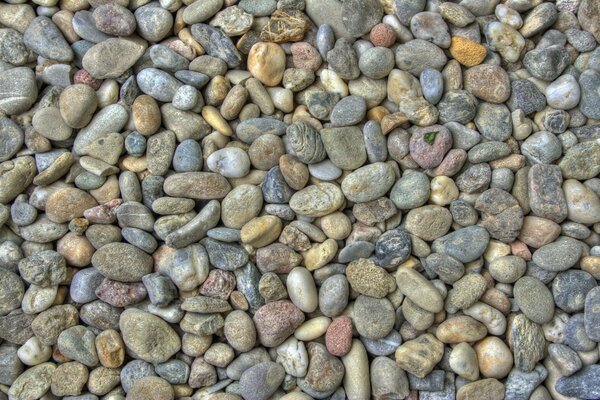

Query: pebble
[[395, 334, 444, 378], [0, 67, 38, 115], [556, 365, 600, 398], [207, 147, 250, 178], [240, 361, 285, 400], [395, 39, 447, 75], [8, 362, 55, 400], [24, 16, 72, 62]]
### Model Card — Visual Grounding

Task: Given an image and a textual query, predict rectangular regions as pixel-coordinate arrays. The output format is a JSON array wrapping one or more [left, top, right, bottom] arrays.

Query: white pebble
[[17, 336, 52, 366], [207, 147, 250, 178], [286, 267, 318, 313]]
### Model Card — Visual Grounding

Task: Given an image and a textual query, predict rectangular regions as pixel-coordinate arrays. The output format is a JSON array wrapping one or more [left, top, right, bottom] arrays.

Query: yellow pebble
[[240, 215, 282, 248], [202, 106, 233, 136], [302, 239, 338, 271], [449, 37, 487, 67]]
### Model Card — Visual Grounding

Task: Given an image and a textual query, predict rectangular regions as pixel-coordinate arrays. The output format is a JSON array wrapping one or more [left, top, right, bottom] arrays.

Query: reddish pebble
[[325, 316, 353, 357], [73, 69, 103, 90], [370, 23, 396, 47], [290, 42, 322, 71], [511, 240, 532, 260], [199, 269, 236, 300], [83, 199, 122, 224], [95, 278, 147, 307], [253, 300, 305, 347]]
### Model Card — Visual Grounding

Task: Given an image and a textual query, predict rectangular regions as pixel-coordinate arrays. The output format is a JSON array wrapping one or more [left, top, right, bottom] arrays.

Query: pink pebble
[[370, 23, 396, 48], [325, 316, 353, 357]]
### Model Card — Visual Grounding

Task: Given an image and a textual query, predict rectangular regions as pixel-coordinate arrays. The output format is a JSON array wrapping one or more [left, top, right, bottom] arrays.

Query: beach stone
[[507, 79, 547, 115], [253, 300, 305, 347], [207, 147, 250, 178], [0, 270, 23, 316], [92, 242, 152, 282], [353, 295, 395, 340], [484, 21, 525, 63], [0, 118, 23, 162], [395, 334, 444, 378], [83, 38, 145, 80], [432, 226, 490, 263], [560, 141, 600, 180], [319, 274, 349, 317], [134, 4, 172, 42], [553, 270, 596, 313], [523, 45, 570, 81], [298, 341, 344, 396], [248, 42, 285, 87], [341, 162, 395, 203], [411, 11, 451, 48], [57, 325, 98, 367], [31, 305, 78, 346], [509, 314, 546, 372], [457, 379, 504, 400], [137, 68, 183, 103], [289, 183, 344, 217], [120, 309, 180, 364], [358, 47, 395, 80], [395, 267, 443, 313], [390, 171, 429, 210], [584, 287, 600, 341], [445, 273, 487, 314], [528, 164, 568, 223], [92, 3, 135, 36], [514, 276, 555, 324], [475, 102, 512, 141], [464, 64, 510, 103], [240, 362, 285, 400], [436, 316, 487, 343], [201, 238, 248, 271], [331, 95, 367, 126], [546, 74, 581, 110], [395, 39, 447, 76], [556, 365, 600, 398], [286, 267, 318, 312], [127, 376, 174, 400], [373, 228, 412, 269], [191, 23, 241, 68], [405, 205, 452, 241], [325, 316, 352, 357], [18, 250, 66, 288], [8, 362, 55, 400], [0, 66, 37, 115], [24, 16, 72, 62], [449, 37, 486, 67], [341, 0, 382, 37], [327, 38, 360, 80], [475, 188, 523, 243], [409, 125, 453, 169], [346, 258, 395, 298], [319, 126, 366, 168], [164, 172, 231, 200], [580, 69, 600, 120], [532, 237, 582, 272]]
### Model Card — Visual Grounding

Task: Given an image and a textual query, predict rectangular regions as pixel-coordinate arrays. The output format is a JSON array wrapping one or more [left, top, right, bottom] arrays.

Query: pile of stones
[[1, 0, 600, 398]]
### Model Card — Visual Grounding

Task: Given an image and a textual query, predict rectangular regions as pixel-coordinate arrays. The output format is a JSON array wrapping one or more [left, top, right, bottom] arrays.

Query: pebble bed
[[0, 0, 600, 399]]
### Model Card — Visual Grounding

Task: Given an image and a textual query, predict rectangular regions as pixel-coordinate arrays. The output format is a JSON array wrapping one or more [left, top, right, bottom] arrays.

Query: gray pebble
[[72, 10, 112, 43], [23, 16, 73, 62], [70, 268, 104, 304], [420, 68, 444, 105], [330, 95, 366, 127], [173, 139, 202, 172], [358, 46, 395, 79], [474, 102, 512, 141], [136, 68, 183, 102], [437, 90, 478, 125], [521, 131, 562, 164]]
